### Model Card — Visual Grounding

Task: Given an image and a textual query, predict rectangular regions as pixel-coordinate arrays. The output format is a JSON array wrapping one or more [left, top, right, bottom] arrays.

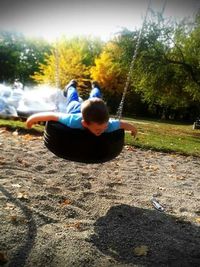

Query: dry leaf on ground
[[0, 251, 8, 264], [133, 245, 149, 256]]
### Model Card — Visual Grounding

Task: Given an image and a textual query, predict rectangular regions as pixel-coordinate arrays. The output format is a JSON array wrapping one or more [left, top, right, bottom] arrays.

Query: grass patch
[[125, 117, 200, 157], [0, 116, 200, 157], [0, 117, 43, 135]]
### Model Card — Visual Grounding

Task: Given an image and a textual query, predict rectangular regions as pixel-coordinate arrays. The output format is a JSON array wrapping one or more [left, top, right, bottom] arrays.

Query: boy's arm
[[120, 121, 137, 137], [26, 112, 60, 129]]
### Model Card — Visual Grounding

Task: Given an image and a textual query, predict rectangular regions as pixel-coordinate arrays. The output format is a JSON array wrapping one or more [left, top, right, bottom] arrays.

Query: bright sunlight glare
[[0, 0, 199, 41]]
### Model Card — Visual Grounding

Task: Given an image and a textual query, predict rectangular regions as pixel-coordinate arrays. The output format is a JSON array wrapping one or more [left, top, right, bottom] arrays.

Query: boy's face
[[82, 121, 108, 136]]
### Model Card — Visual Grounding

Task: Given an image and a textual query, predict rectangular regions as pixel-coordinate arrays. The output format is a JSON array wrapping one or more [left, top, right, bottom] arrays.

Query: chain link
[[54, 41, 60, 88], [116, 0, 151, 120]]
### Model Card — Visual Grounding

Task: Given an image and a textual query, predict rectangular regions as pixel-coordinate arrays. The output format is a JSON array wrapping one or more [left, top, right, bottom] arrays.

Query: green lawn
[[0, 117, 44, 135], [0, 116, 200, 157], [124, 117, 200, 157]]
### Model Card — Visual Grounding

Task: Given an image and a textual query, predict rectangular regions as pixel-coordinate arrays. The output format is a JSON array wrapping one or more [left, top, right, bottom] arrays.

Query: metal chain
[[54, 41, 60, 88], [116, 0, 151, 120]]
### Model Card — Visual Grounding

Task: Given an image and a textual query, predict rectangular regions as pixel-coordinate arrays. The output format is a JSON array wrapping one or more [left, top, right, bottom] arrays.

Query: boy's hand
[[120, 121, 138, 138], [26, 120, 32, 129], [26, 118, 33, 129], [26, 115, 37, 129]]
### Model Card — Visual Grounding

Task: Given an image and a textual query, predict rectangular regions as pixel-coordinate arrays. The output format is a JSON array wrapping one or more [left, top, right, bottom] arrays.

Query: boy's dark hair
[[81, 98, 109, 124]]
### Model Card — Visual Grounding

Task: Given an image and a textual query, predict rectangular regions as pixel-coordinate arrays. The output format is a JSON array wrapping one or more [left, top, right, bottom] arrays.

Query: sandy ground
[[0, 128, 200, 267]]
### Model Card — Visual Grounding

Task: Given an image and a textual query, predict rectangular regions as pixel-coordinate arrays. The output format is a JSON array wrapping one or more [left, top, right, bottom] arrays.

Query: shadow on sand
[[0, 185, 57, 267], [90, 204, 200, 267]]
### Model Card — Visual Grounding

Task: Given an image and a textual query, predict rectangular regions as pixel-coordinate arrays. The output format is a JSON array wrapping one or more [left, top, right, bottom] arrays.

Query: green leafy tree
[[0, 31, 23, 83], [172, 14, 200, 100], [0, 31, 50, 85], [18, 37, 51, 84], [131, 12, 200, 119]]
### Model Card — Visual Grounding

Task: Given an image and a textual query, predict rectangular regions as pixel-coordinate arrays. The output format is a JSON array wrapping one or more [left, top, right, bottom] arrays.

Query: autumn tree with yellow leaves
[[32, 37, 103, 89], [90, 42, 127, 95]]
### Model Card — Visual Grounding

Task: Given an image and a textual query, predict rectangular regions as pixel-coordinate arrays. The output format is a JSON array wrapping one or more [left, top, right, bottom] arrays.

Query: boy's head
[[81, 98, 109, 136]]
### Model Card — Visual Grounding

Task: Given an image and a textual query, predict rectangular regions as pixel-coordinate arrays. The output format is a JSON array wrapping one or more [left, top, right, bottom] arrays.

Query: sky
[[0, 0, 199, 41]]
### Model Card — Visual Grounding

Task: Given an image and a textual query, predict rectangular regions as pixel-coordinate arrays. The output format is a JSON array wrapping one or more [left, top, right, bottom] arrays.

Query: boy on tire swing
[[26, 80, 137, 137]]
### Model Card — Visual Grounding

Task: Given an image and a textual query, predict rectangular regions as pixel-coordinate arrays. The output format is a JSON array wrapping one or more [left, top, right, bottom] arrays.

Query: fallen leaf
[[0, 251, 8, 264], [15, 158, 30, 167], [12, 183, 21, 188], [10, 215, 18, 223], [9, 215, 27, 224], [12, 130, 18, 136], [176, 176, 186, 180], [124, 145, 135, 151], [16, 158, 23, 164], [60, 199, 71, 206], [65, 222, 81, 229], [133, 245, 148, 256], [158, 187, 165, 191], [0, 128, 7, 134], [149, 165, 159, 171], [170, 164, 177, 170], [195, 217, 200, 224], [168, 174, 185, 180], [5, 203, 16, 210], [186, 192, 194, 196], [0, 159, 6, 165], [22, 134, 34, 141], [17, 192, 29, 199]]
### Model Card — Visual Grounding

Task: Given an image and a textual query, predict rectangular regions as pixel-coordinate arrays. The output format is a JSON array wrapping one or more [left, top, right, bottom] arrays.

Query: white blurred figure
[[9, 79, 24, 108], [0, 84, 18, 116], [17, 85, 57, 117], [0, 84, 12, 98], [13, 79, 23, 90], [0, 96, 18, 116]]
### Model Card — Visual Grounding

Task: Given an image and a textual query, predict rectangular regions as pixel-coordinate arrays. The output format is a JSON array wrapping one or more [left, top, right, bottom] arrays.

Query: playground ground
[[0, 128, 200, 267]]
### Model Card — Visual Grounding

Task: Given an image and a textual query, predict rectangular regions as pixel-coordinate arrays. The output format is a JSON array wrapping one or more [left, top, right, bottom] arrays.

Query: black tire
[[44, 121, 124, 164]]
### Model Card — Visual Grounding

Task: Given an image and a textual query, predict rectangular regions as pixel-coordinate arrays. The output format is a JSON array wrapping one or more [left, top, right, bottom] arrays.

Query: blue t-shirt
[[58, 113, 120, 132]]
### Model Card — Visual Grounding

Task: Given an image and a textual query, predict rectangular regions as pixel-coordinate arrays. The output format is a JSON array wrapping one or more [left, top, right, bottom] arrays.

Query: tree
[[18, 37, 51, 85], [130, 12, 200, 119], [173, 13, 200, 101], [0, 31, 23, 83], [0, 31, 50, 84], [32, 37, 103, 90], [90, 42, 126, 94]]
